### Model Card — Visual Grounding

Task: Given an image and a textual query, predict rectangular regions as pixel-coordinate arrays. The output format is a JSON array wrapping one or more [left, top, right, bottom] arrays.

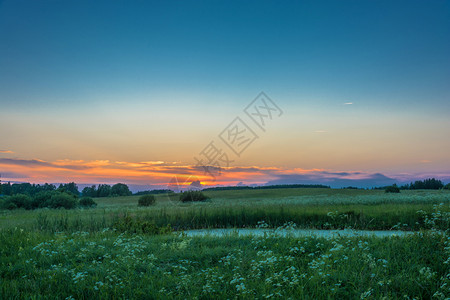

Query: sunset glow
[[1, 0, 449, 191]]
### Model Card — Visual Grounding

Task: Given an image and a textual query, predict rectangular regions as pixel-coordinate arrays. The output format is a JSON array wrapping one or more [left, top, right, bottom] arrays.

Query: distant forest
[[374, 178, 450, 190], [202, 184, 331, 191], [1, 179, 448, 198], [400, 178, 447, 190], [0, 182, 132, 197]]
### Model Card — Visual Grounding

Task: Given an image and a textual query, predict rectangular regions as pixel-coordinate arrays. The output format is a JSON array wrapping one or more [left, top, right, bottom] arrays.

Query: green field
[[2, 188, 449, 232], [1, 188, 450, 299]]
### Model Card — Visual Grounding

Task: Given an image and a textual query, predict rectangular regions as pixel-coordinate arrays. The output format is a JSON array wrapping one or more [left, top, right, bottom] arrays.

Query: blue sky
[[1, 0, 449, 109], [1, 0, 449, 187]]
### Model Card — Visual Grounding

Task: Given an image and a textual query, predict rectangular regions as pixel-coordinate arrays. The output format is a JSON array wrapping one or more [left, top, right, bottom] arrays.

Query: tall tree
[[111, 183, 132, 196], [58, 182, 79, 196], [82, 185, 97, 197], [96, 184, 111, 197]]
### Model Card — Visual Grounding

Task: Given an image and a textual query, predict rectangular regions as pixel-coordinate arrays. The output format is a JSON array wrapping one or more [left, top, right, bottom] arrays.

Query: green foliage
[[113, 215, 171, 234], [203, 184, 330, 191], [82, 185, 97, 197], [0, 182, 56, 197], [2, 194, 33, 210], [0, 191, 81, 210], [134, 189, 174, 195], [32, 191, 58, 209], [79, 197, 97, 208], [179, 191, 209, 202], [11, 183, 33, 195], [0, 182, 12, 195], [385, 185, 400, 193], [45, 193, 78, 209], [82, 183, 132, 198], [97, 184, 112, 197], [138, 195, 156, 206], [409, 178, 444, 190], [57, 182, 79, 196], [444, 183, 450, 190], [111, 183, 132, 197]]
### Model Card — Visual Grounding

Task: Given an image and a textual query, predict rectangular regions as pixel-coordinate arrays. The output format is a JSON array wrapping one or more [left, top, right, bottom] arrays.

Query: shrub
[[385, 185, 400, 193], [46, 193, 78, 209], [138, 195, 156, 206], [113, 215, 171, 234], [32, 191, 58, 209], [444, 183, 450, 190], [2, 194, 33, 210], [3, 201, 17, 210], [79, 197, 97, 208], [179, 191, 209, 202]]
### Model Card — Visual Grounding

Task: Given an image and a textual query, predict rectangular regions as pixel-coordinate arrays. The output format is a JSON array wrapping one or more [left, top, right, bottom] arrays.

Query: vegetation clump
[[1, 194, 33, 210], [45, 193, 79, 209], [138, 195, 156, 206], [385, 185, 400, 193], [180, 191, 209, 202], [113, 215, 171, 234], [82, 183, 132, 197], [402, 178, 444, 190], [79, 197, 97, 208]]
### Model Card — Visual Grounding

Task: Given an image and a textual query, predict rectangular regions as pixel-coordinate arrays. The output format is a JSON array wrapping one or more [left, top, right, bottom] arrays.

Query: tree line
[[0, 182, 132, 197], [400, 178, 448, 190], [382, 178, 450, 193], [0, 182, 79, 196], [81, 183, 132, 197], [202, 184, 330, 191], [0, 181, 134, 210]]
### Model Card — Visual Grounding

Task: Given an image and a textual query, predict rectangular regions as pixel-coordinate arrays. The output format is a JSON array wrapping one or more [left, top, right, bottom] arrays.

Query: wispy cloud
[[0, 150, 14, 153], [343, 102, 353, 105], [0, 156, 447, 190]]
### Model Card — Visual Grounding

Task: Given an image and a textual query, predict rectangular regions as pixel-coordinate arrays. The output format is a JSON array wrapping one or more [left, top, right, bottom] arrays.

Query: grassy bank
[[1, 228, 449, 299]]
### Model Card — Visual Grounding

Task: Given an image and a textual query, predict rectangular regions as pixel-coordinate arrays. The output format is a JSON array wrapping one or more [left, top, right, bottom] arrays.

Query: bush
[[2, 194, 33, 210], [32, 191, 58, 209], [3, 201, 17, 210], [113, 215, 171, 234], [46, 193, 78, 209], [138, 195, 156, 206], [385, 185, 400, 193], [79, 197, 97, 208], [179, 191, 209, 202], [444, 183, 450, 190]]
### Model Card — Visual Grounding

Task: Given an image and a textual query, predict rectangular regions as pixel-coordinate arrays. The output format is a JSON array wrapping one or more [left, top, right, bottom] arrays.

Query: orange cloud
[[2, 156, 436, 190]]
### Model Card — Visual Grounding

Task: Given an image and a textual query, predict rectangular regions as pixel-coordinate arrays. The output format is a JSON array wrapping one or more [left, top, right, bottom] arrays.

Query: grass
[[0, 228, 449, 299], [1, 188, 450, 299], [1, 188, 449, 232]]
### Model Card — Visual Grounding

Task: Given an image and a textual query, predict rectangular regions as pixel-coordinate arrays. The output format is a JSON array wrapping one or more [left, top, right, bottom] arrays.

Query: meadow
[[1, 188, 449, 299]]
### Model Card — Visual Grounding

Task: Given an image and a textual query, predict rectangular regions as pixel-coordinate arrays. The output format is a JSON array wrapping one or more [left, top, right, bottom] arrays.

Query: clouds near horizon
[[1, 156, 448, 191]]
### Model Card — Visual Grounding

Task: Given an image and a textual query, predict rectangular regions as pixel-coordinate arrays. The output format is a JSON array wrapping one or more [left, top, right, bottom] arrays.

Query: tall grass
[[0, 189, 449, 232]]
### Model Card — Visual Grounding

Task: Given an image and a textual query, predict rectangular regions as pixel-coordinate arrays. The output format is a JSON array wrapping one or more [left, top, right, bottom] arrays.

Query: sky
[[1, 0, 449, 190]]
